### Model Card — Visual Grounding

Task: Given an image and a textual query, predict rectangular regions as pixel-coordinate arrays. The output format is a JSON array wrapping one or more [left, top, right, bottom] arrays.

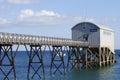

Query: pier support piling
[[27, 45, 45, 80], [50, 46, 66, 75], [0, 44, 16, 80], [67, 46, 80, 69]]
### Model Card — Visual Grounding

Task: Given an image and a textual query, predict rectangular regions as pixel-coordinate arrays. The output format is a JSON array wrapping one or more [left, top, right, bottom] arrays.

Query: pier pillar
[[112, 54, 115, 63], [105, 48, 110, 66], [67, 46, 80, 69], [27, 45, 45, 80], [85, 48, 88, 68], [102, 48, 106, 67], [0, 44, 16, 80], [99, 47, 102, 67], [50, 46, 66, 75]]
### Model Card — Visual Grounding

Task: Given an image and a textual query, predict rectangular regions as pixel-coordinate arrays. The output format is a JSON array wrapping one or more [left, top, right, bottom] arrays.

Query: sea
[[0, 50, 120, 80]]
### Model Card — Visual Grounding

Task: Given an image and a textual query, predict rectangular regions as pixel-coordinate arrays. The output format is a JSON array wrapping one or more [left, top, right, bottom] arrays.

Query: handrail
[[0, 32, 88, 46]]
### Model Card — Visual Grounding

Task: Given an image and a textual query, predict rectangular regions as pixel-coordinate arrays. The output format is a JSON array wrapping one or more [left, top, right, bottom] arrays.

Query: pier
[[0, 32, 115, 80]]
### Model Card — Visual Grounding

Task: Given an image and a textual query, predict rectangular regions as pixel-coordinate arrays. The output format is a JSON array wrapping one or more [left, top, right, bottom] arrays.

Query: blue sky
[[0, 0, 120, 49]]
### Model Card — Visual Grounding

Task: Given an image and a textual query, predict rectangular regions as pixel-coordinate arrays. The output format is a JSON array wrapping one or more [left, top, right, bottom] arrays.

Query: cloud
[[0, 18, 10, 24], [36, 10, 61, 17], [74, 16, 95, 23], [18, 9, 61, 19], [18, 9, 34, 19], [7, 0, 31, 4], [0, 0, 37, 4], [17, 9, 95, 26], [0, 9, 95, 26], [17, 9, 66, 25]]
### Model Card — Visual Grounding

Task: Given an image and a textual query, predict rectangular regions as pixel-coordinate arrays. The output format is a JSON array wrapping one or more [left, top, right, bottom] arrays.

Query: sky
[[0, 0, 120, 49]]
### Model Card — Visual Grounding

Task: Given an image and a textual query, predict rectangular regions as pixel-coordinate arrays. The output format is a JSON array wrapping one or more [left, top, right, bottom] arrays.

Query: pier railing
[[0, 32, 88, 46]]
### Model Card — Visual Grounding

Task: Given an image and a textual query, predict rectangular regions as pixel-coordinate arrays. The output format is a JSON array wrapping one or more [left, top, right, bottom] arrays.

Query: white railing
[[0, 32, 88, 46]]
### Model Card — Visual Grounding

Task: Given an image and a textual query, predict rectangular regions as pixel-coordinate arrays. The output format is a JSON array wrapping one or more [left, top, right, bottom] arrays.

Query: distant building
[[72, 22, 114, 53]]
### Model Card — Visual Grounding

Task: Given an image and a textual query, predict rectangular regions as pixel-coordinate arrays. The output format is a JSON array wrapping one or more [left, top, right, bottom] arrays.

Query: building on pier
[[72, 22, 114, 53], [72, 22, 115, 67]]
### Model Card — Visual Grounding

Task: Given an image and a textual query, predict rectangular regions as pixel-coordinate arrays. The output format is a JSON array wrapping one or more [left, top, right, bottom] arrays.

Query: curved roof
[[72, 22, 113, 32]]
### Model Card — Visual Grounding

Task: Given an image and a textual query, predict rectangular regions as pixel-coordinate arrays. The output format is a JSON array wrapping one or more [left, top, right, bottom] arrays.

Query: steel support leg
[[50, 46, 66, 75], [27, 45, 45, 80], [67, 46, 80, 69], [0, 44, 16, 80]]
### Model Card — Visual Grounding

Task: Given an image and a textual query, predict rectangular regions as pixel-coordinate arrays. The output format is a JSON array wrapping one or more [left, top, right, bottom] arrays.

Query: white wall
[[100, 29, 114, 53]]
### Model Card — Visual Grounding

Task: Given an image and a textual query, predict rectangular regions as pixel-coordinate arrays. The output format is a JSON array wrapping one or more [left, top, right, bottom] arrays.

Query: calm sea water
[[0, 50, 120, 80]]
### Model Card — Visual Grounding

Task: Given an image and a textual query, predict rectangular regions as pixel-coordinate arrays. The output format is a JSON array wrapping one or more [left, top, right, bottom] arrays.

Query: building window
[[83, 34, 89, 41]]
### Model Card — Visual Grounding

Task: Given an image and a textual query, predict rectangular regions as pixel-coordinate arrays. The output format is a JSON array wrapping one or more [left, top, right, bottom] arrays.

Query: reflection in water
[[49, 50, 120, 80], [67, 68, 99, 80], [65, 67, 115, 80], [66, 65, 119, 80]]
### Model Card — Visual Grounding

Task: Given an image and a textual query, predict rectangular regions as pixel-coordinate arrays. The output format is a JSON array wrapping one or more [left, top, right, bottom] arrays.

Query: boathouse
[[72, 22, 115, 67], [72, 22, 114, 53]]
